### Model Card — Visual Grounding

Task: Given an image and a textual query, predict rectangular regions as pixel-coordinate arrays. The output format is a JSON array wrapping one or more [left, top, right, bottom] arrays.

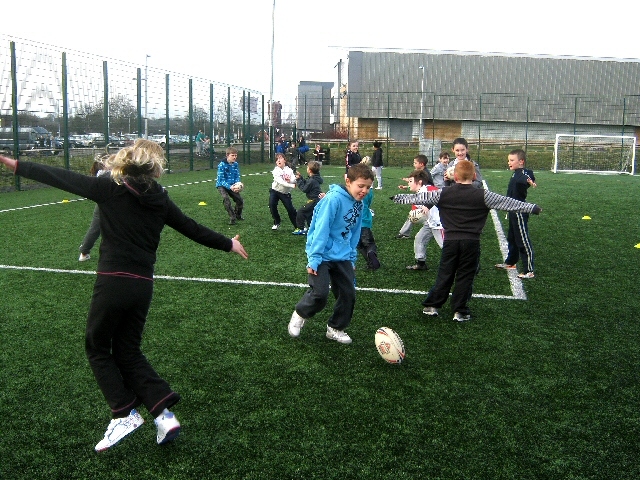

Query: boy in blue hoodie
[[216, 147, 244, 225], [288, 163, 374, 344]]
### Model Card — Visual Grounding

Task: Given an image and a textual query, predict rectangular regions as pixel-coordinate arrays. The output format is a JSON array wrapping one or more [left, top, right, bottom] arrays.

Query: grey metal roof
[[346, 51, 640, 125]]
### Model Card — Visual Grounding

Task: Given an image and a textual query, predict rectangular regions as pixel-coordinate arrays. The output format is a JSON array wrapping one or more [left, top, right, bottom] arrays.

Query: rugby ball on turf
[[231, 181, 244, 192], [408, 207, 426, 224], [375, 327, 405, 364]]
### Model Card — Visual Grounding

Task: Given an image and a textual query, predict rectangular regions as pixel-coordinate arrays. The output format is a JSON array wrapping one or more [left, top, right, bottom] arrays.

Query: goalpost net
[[553, 134, 636, 175]]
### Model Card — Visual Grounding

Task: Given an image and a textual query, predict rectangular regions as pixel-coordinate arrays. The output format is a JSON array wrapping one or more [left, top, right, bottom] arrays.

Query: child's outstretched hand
[[230, 235, 248, 259], [0, 155, 18, 172]]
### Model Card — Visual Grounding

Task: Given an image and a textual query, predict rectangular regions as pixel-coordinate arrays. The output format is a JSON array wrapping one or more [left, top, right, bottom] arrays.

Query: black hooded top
[[16, 161, 232, 278]]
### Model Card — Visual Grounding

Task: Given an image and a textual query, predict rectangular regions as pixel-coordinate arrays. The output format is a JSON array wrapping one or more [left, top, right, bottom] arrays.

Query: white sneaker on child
[[326, 326, 352, 344], [94, 409, 144, 452], [288, 311, 306, 337], [154, 410, 181, 445]]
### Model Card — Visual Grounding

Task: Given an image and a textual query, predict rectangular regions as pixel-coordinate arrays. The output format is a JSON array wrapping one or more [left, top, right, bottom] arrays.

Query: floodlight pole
[[418, 65, 425, 142], [268, 0, 275, 160]]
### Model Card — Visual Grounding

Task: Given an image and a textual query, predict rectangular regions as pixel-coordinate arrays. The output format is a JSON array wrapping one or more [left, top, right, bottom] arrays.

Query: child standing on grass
[[393, 160, 541, 322], [345, 139, 362, 176], [430, 151, 450, 188], [446, 137, 484, 188], [0, 142, 248, 452], [293, 160, 324, 235], [356, 157, 380, 270], [269, 153, 298, 231], [78, 157, 111, 262], [396, 154, 433, 239], [404, 169, 444, 271], [288, 163, 375, 344], [371, 140, 384, 189], [495, 149, 538, 279], [216, 147, 244, 225]]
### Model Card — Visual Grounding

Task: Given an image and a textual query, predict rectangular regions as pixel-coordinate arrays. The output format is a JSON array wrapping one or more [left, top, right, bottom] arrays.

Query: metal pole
[[145, 54, 150, 139], [269, 0, 275, 161], [419, 65, 424, 142]]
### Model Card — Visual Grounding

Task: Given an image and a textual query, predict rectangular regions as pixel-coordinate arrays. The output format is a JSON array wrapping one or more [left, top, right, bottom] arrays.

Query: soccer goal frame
[[553, 134, 636, 175]]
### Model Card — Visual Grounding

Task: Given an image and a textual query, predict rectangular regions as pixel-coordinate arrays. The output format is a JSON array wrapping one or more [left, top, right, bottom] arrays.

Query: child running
[[396, 154, 433, 239], [404, 169, 444, 271], [392, 159, 541, 322], [216, 147, 244, 225], [356, 157, 380, 269], [288, 163, 375, 344], [269, 152, 298, 231], [293, 160, 324, 235], [0, 141, 248, 451]]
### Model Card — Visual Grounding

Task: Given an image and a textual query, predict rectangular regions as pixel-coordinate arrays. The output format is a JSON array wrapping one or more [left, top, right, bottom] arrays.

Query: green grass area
[[1, 163, 639, 479]]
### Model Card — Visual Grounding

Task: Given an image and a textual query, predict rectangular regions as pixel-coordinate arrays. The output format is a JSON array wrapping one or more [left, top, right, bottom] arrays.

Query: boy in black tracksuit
[[293, 160, 324, 234], [495, 149, 538, 279], [393, 160, 541, 322]]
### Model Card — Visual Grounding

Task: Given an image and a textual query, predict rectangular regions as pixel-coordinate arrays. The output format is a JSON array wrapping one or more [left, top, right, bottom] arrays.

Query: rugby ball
[[375, 327, 405, 364], [445, 166, 456, 181], [408, 207, 427, 224], [231, 181, 244, 192]]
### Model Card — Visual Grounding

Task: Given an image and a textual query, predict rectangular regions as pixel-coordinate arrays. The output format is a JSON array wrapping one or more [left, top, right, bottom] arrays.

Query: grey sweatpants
[[295, 260, 356, 331]]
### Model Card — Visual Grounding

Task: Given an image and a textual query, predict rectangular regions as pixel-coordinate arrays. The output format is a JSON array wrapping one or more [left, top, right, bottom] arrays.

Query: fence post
[[136, 69, 143, 137], [226, 86, 231, 147], [10, 41, 20, 190], [209, 83, 214, 169], [189, 79, 194, 171], [103, 61, 109, 154], [165, 74, 170, 172], [61, 51, 70, 170], [261, 95, 265, 163]]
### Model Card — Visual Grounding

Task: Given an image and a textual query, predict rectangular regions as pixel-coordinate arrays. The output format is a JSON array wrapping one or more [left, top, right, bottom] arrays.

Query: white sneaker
[[423, 307, 439, 316], [453, 312, 472, 322], [154, 410, 181, 445], [288, 311, 306, 337], [79, 253, 91, 262], [94, 409, 144, 452], [326, 326, 352, 344], [271, 224, 280, 230]]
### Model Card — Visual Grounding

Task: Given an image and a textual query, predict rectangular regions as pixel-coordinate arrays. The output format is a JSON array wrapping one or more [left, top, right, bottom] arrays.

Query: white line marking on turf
[[0, 179, 216, 213], [485, 181, 527, 301], [0, 264, 521, 300]]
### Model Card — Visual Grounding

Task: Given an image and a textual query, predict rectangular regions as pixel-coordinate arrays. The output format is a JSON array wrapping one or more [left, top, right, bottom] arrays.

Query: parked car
[[149, 134, 166, 147]]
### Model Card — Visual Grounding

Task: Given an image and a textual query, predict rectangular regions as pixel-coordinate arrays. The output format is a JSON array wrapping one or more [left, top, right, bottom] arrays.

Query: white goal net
[[553, 134, 636, 175]]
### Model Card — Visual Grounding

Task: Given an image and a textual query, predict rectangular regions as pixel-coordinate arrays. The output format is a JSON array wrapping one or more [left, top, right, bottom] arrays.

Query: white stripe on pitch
[[0, 179, 216, 214], [486, 180, 528, 301], [0, 264, 520, 300]]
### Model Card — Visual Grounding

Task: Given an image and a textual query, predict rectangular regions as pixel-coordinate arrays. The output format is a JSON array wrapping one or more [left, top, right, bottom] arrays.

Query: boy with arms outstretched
[[288, 163, 375, 344], [393, 160, 541, 322]]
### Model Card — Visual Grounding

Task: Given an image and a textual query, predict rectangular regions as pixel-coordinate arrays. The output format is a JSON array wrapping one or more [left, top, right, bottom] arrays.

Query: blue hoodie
[[360, 189, 373, 229], [305, 184, 364, 270], [216, 159, 241, 189]]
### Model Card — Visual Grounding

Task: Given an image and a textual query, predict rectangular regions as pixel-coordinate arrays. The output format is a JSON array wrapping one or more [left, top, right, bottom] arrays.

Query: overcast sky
[[3, 0, 639, 110]]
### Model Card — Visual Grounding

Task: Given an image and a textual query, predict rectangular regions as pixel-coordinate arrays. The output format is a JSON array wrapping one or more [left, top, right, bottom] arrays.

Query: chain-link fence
[[1, 36, 276, 191]]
